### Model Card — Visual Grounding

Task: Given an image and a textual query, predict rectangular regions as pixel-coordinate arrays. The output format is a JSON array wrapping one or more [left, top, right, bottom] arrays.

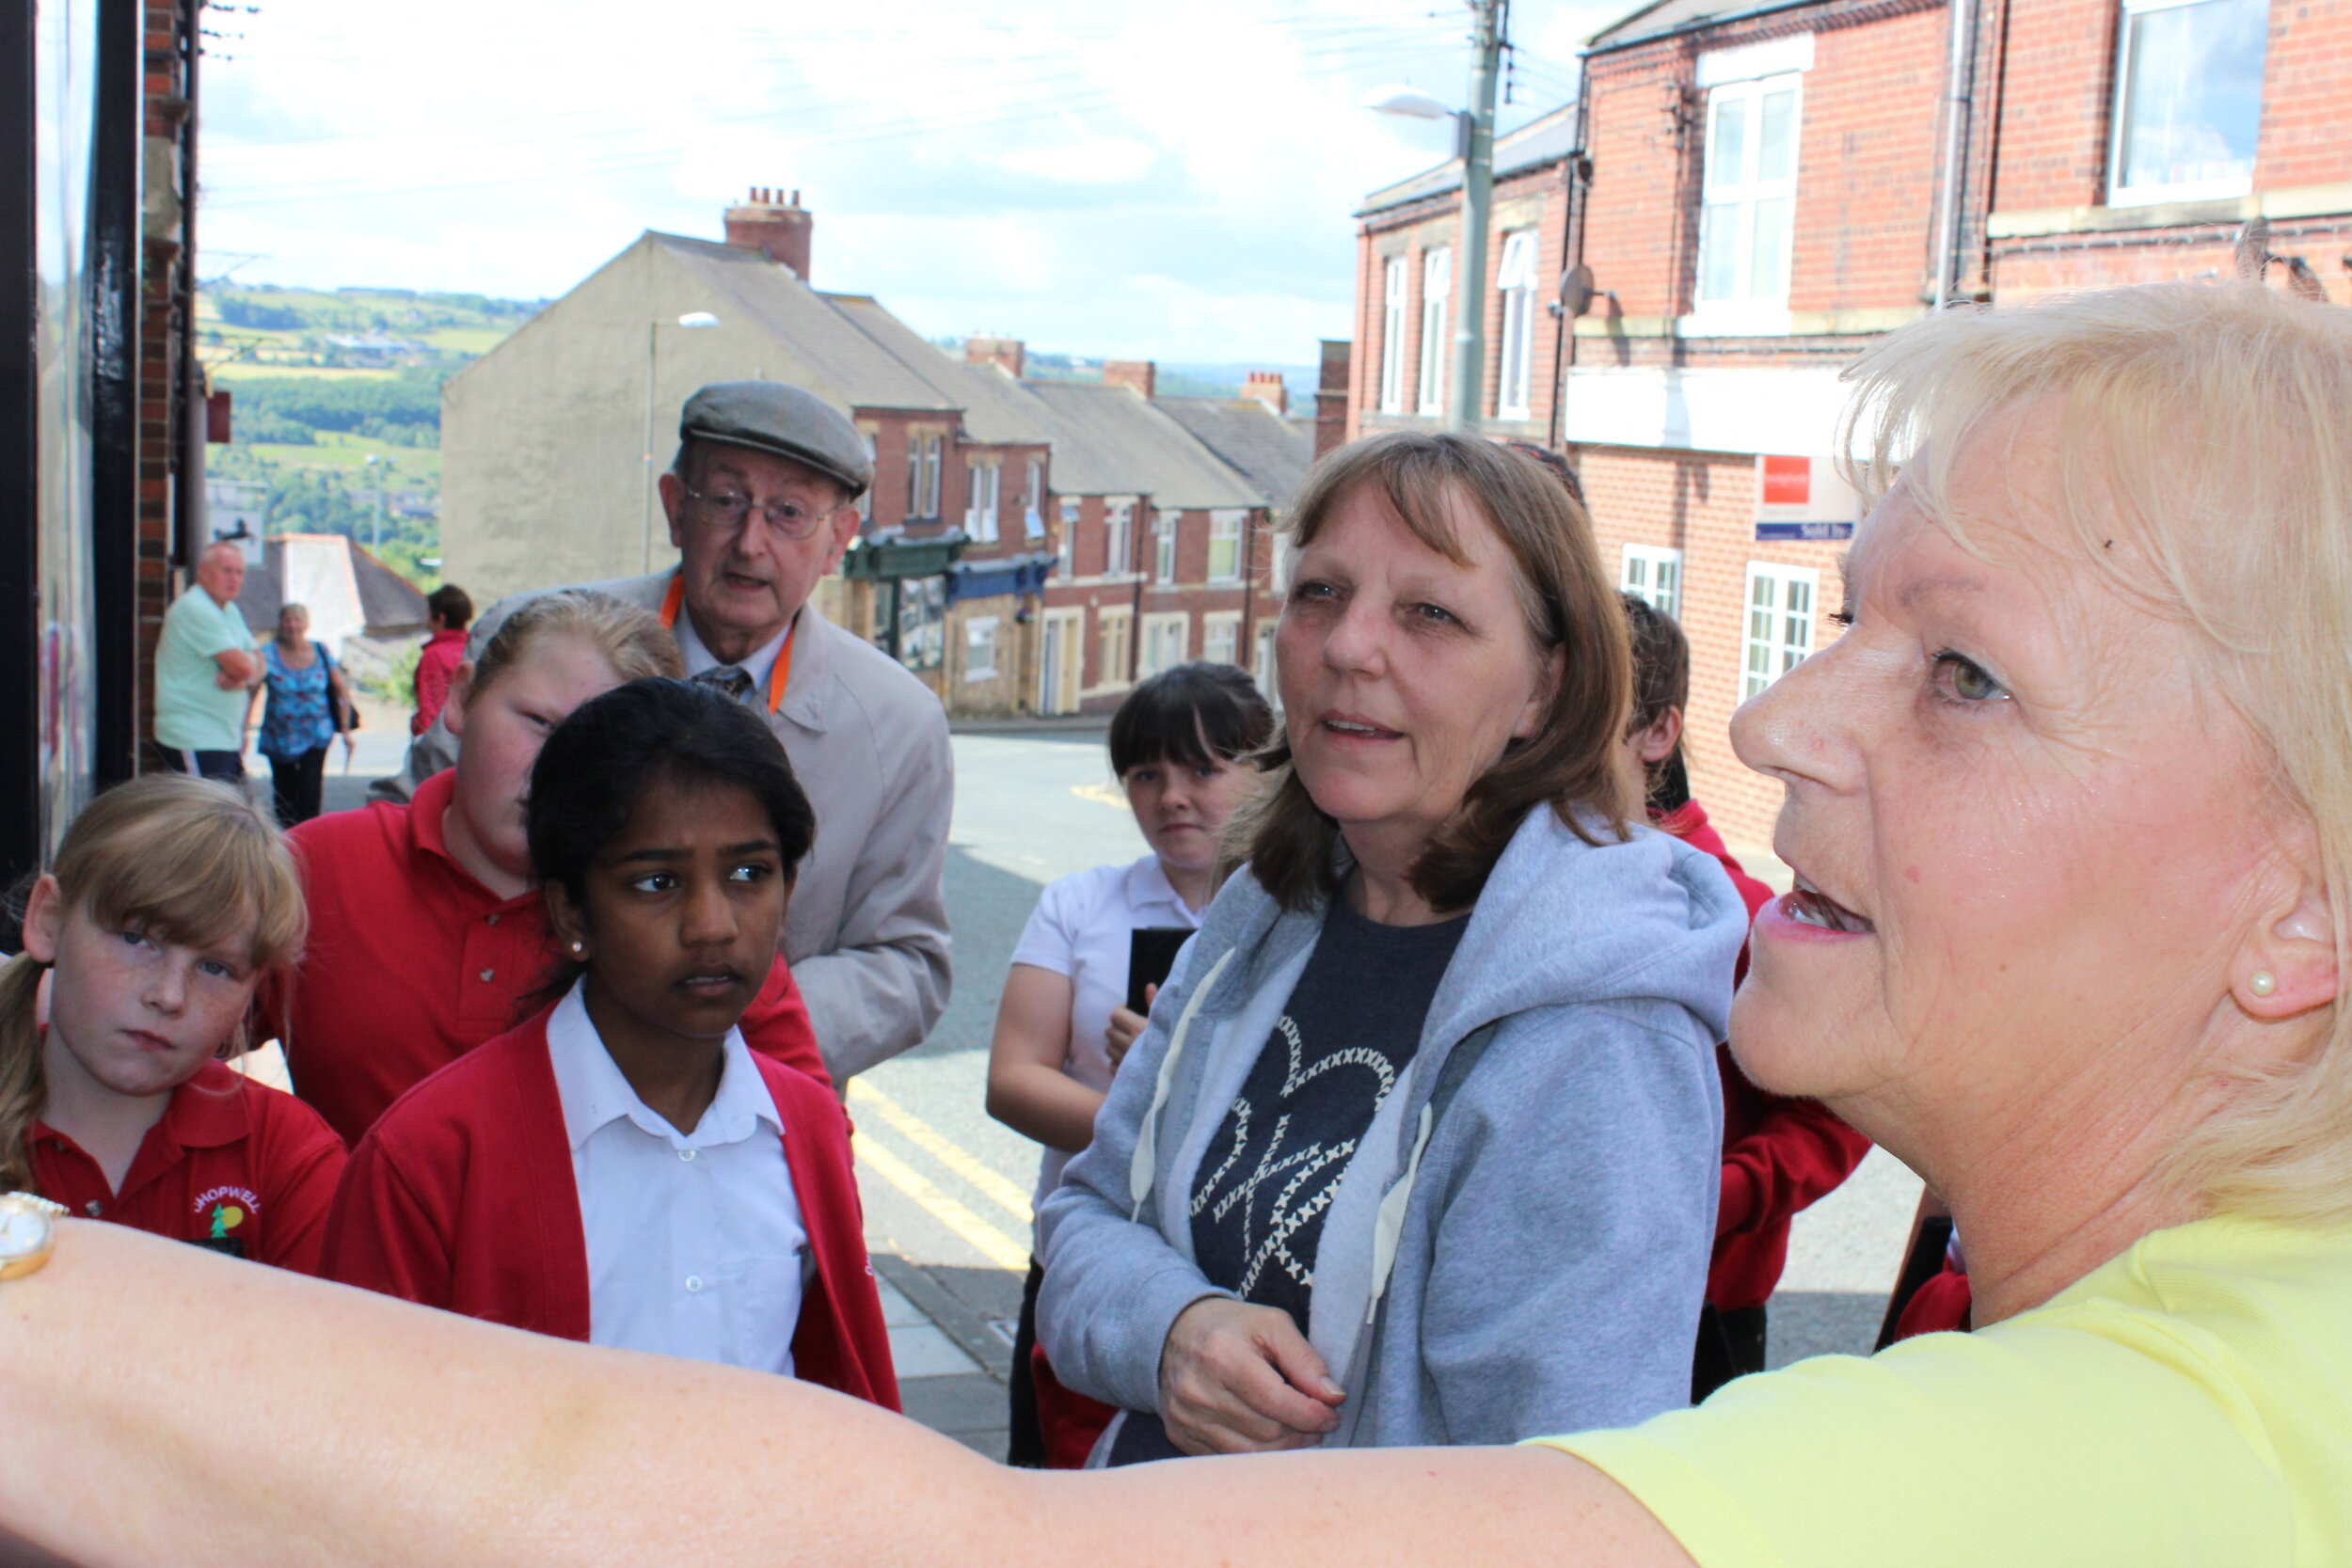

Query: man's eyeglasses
[[683, 486, 834, 541]]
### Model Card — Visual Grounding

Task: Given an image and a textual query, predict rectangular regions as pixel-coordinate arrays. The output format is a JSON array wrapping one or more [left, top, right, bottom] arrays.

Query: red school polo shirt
[[30, 1059, 348, 1275], [268, 768, 828, 1148]]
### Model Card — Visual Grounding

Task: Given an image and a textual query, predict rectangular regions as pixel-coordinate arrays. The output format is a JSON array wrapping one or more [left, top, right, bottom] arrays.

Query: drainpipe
[[1931, 0, 1979, 310]]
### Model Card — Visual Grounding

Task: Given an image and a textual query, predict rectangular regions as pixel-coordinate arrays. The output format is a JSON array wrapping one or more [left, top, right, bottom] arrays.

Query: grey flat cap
[[679, 380, 872, 499]]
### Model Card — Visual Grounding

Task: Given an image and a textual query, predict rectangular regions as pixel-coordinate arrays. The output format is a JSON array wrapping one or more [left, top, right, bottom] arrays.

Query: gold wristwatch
[[0, 1192, 68, 1281]]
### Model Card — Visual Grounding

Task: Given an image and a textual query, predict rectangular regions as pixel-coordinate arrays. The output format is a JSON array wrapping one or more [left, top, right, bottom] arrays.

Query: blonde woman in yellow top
[[4, 281, 2351, 1568]]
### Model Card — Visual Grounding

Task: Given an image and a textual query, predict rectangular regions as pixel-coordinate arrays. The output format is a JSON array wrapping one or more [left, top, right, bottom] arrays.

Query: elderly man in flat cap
[[381, 381, 951, 1085]]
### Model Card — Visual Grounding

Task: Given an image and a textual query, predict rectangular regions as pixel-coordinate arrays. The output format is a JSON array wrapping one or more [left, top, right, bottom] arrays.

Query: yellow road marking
[[1071, 782, 1126, 809], [848, 1078, 1035, 1224], [850, 1132, 1030, 1273]]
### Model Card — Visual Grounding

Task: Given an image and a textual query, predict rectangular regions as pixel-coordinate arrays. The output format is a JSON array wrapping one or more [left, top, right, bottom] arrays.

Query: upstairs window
[[1057, 498, 1078, 578], [857, 434, 876, 523], [1154, 511, 1178, 585], [964, 461, 1000, 543], [906, 432, 942, 518], [1694, 72, 1801, 323], [1418, 247, 1451, 416], [1207, 510, 1244, 584], [1494, 230, 1539, 420], [1105, 499, 1135, 575], [2110, 0, 2268, 206], [1379, 258, 1408, 414]]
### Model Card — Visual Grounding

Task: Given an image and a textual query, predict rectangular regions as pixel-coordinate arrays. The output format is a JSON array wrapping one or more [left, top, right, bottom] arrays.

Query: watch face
[[0, 1201, 55, 1259]]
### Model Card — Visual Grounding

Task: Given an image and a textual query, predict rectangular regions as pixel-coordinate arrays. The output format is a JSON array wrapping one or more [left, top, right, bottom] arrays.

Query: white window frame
[[1378, 257, 1408, 414], [962, 615, 999, 682], [1206, 509, 1245, 584], [1200, 610, 1242, 669], [1154, 510, 1178, 585], [964, 460, 1000, 543], [1105, 499, 1135, 576], [1417, 247, 1451, 417], [857, 433, 876, 522], [1741, 562, 1819, 701], [1139, 611, 1191, 677], [1253, 621, 1279, 705], [1024, 457, 1047, 539], [1096, 607, 1133, 686], [1620, 544, 1684, 622], [907, 432, 943, 519], [1494, 230, 1538, 420], [1689, 71, 1804, 335], [2106, 0, 2268, 208], [1056, 498, 1078, 578]]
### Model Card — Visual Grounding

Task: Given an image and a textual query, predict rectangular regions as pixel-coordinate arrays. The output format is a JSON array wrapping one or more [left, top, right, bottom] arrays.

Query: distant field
[[213, 362, 400, 382], [425, 327, 507, 354], [243, 436, 441, 483]]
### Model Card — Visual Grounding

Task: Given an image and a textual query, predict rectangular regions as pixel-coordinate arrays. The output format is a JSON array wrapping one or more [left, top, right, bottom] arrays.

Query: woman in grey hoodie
[[1037, 432, 1748, 1462]]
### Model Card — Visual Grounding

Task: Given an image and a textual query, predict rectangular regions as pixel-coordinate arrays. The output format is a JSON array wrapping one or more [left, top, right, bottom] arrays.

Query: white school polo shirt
[[545, 982, 810, 1375], [1009, 853, 1200, 1213]]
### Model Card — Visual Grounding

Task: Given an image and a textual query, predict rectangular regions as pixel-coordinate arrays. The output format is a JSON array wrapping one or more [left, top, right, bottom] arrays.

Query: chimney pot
[[1104, 359, 1156, 399], [1240, 370, 1288, 417], [723, 191, 814, 280]]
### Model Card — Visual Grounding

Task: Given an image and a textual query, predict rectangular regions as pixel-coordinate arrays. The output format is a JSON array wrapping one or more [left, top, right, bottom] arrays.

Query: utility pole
[[1449, 0, 1507, 433]]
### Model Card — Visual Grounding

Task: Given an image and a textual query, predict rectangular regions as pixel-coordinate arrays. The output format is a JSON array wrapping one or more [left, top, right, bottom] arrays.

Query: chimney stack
[[1240, 371, 1288, 417], [1103, 359, 1156, 399], [723, 185, 813, 281], [1315, 340, 1352, 460], [964, 336, 1025, 378]]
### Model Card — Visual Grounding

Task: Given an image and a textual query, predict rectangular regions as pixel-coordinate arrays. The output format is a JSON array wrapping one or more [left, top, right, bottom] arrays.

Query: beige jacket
[[382, 572, 952, 1081]]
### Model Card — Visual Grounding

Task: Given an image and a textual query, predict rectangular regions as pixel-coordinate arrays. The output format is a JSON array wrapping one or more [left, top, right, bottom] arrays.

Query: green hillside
[[199, 285, 543, 589]]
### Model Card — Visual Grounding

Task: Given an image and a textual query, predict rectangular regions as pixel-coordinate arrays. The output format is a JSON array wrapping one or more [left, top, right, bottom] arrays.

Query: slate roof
[[1356, 103, 1581, 217], [1154, 398, 1315, 512], [234, 535, 427, 635], [822, 293, 1055, 446], [1025, 382, 1265, 509], [650, 233, 959, 413]]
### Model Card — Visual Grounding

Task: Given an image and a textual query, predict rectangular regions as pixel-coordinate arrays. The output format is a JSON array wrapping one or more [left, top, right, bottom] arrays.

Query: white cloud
[[198, 0, 1627, 363]]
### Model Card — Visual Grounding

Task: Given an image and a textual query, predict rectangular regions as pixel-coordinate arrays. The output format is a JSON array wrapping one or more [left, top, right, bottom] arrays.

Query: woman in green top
[[3, 281, 2350, 1568]]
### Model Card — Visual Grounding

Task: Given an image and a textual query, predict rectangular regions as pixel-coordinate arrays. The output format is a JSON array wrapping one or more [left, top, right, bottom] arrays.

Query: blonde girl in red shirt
[[0, 774, 344, 1273]]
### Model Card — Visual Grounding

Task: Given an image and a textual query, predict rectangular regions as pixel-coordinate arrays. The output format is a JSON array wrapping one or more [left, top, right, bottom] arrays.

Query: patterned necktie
[[692, 665, 755, 704]]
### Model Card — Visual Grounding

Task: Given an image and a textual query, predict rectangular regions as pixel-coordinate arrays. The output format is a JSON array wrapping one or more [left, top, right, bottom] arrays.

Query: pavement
[[299, 723, 1921, 1461]]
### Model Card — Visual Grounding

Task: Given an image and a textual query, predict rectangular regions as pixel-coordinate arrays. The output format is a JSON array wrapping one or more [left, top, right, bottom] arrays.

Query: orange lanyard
[[660, 574, 792, 714]]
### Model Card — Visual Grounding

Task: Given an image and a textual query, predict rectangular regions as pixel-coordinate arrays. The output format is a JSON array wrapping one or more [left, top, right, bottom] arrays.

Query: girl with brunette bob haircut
[[323, 677, 895, 1405], [1238, 432, 1635, 915]]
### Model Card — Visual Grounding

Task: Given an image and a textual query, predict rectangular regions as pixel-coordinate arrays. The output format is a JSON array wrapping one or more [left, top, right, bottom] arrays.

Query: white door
[[1039, 610, 1081, 715]]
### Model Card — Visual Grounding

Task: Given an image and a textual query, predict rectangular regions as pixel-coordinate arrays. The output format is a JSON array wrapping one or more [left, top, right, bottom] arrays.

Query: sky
[[197, 0, 1629, 366]]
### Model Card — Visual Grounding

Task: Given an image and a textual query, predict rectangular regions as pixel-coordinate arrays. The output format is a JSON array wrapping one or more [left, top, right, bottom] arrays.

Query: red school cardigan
[[319, 1007, 898, 1410], [1655, 800, 1875, 1314]]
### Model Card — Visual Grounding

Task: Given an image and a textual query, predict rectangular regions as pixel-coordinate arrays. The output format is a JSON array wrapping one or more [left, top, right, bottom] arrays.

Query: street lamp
[[643, 311, 723, 571], [1363, 0, 1506, 433]]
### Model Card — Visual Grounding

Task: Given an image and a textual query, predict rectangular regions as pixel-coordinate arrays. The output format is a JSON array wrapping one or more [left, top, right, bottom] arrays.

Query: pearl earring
[[2249, 971, 2278, 998], [571, 942, 586, 957]]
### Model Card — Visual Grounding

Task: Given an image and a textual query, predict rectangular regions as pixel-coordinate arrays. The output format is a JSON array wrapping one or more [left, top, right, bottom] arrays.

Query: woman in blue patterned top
[[250, 602, 354, 826]]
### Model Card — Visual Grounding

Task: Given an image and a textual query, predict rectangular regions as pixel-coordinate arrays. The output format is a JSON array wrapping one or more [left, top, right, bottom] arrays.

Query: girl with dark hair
[[987, 660, 1275, 1465], [266, 589, 827, 1149], [320, 678, 897, 1406]]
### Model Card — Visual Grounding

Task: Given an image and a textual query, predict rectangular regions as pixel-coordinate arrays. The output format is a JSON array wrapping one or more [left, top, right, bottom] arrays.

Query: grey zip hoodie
[[1035, 803, 1747, 1453]]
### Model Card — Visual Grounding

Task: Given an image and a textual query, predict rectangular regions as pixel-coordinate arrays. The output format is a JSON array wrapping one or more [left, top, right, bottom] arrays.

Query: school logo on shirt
[[191, 1186, 260, 1259]]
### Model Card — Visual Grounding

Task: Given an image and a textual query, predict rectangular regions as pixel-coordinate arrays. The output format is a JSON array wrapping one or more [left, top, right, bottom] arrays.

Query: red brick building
[[1352, 0, 2352, 854]]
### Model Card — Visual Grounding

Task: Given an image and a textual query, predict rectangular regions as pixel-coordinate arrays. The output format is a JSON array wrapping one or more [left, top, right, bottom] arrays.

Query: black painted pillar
[[0, 0, 38, 886]]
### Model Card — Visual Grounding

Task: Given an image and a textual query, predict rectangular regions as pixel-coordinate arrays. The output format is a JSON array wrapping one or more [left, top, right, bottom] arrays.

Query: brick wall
[[1577, 444, 1844, 850]]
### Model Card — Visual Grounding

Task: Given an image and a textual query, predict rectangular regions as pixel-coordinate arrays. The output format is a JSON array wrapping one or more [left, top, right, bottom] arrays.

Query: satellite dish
[[1558, 264, 1597, 318]]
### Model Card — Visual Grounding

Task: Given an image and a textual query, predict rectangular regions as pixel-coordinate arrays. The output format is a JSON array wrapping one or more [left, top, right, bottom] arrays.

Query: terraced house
[[1351, 0, 2352, 853]]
